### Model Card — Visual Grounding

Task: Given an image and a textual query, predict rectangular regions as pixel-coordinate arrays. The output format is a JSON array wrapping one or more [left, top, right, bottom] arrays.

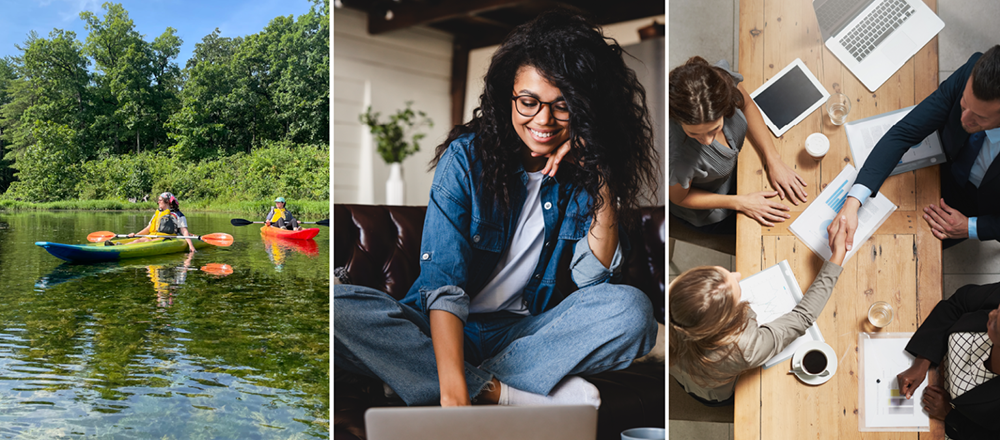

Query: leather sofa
[[333, 204, 665, 440]]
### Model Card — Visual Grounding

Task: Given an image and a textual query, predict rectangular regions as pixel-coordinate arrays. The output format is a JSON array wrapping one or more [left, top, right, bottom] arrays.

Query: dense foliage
[[0, 1, 329, 203]]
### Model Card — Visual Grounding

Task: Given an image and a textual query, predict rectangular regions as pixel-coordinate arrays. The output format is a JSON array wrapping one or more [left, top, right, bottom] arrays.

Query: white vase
[[386, 162, 404, 205]]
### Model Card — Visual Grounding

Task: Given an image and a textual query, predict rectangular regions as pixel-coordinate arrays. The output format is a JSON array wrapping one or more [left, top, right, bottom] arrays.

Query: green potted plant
[[360, 102, 433, 205]]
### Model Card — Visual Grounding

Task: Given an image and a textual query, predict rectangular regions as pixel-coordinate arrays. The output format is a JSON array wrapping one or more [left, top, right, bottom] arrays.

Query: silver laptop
[[814, 0, 944, 92], [365, 405, 597, 440]]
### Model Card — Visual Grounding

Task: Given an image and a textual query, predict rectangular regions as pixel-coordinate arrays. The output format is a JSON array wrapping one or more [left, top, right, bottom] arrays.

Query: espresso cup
[[795, 349, 830, 376]]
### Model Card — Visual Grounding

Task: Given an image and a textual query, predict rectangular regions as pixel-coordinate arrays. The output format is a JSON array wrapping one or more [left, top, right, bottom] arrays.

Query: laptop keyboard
[[838, 0, 915, 62], [815, 0, 866, 32]]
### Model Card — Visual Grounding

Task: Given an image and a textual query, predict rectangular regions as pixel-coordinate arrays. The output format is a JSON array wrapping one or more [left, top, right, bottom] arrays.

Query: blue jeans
[[334, 283, 657, 406]]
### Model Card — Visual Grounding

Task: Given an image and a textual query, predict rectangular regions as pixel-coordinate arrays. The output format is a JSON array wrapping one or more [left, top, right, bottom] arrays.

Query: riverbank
[[0, 199, 329, 217]]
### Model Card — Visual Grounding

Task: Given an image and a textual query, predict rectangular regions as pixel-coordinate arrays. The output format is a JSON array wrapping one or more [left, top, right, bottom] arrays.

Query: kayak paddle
[[230, 218, 329, 226], [197, 263, 234, 276], [86, 231, 235, 247]]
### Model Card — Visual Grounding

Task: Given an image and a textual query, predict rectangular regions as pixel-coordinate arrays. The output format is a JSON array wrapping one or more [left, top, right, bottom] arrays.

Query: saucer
[[790, 340, 837, 385]]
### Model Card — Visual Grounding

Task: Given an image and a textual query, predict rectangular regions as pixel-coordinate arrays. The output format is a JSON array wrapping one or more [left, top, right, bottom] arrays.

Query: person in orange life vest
[[127, 192, 196, 253], [265, 197, 301, 231]]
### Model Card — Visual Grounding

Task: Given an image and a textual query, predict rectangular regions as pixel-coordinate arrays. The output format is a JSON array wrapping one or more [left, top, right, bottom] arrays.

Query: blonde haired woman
[[669, 217, 849, 405]]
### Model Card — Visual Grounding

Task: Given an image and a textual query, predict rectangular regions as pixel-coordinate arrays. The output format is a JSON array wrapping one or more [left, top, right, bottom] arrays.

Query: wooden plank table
[[733, 0, 944, 439]]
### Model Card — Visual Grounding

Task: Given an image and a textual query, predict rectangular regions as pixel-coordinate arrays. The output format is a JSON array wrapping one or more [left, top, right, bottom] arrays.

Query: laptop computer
[[813, 0, 944, 92], [845, 105, 946, 175], [365, 405, 598, 440]]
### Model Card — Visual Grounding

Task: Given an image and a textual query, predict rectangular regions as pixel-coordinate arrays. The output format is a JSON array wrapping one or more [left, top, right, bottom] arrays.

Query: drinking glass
[[868, 301, 893, 328], [826, 92, 851, 125]]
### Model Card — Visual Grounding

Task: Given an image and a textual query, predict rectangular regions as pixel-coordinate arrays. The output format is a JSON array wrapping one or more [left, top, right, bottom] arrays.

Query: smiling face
[[960, 76, 1000, 133], [512, 65, 572, 171], [680, 118, 725, 146]]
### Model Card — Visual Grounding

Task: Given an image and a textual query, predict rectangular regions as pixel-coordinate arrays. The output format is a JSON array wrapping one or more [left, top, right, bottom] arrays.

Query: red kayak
[[259, 226, 320, 240]]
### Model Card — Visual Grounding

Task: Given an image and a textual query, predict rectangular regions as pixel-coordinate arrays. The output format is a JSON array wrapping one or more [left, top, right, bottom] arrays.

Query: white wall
[[463, 16, 666, 123], [332, 8, 452, 206]]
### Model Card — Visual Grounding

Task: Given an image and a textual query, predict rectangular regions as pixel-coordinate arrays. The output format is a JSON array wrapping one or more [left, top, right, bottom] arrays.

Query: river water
[[0, 211, 329, 439]]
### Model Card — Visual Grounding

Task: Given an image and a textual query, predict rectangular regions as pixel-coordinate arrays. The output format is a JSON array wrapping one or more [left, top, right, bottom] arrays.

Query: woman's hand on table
[[921, 385, 952, 421], [738, 191, 790, 227], [765, 158, 808, 206], [896, 356, 931, 399], [828, 216, 848, 266]]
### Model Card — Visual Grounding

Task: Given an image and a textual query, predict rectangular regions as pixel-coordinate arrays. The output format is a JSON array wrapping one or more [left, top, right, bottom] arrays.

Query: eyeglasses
[[512, 96, 570, 121]]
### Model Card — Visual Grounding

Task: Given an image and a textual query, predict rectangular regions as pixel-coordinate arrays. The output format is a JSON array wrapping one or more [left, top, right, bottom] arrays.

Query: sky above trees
[[0, 0, 316, 68]]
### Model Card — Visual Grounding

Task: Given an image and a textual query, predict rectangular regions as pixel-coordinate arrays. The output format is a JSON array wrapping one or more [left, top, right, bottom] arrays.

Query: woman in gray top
[[668, 217, 849, 404], [669, 57, 807, 232]]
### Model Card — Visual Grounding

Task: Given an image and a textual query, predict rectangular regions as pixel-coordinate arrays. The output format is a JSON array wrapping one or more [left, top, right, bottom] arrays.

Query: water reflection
[[1, 211, 328, 438], [262, 235, 319, 271]]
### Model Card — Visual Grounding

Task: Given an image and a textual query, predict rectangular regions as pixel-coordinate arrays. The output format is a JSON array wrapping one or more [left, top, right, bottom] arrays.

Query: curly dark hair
[[431, 11, 658, 225]]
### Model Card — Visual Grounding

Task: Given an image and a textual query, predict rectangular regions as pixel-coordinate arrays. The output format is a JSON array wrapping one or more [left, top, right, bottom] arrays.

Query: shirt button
[[473, 235, 481, 243], [544, 241, 551, 248], [421, 253, 430, 260], [533, 273, 541, 280], [543, 202, 552, 210]]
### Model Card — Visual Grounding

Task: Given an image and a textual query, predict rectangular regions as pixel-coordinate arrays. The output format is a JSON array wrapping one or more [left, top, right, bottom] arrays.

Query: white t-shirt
[[470, 171, 546, 315]]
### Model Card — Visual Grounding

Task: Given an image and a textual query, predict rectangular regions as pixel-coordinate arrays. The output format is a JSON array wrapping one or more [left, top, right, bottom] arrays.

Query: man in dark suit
[[828, 46, 1000, 250], [894, 283, 1000, 439]]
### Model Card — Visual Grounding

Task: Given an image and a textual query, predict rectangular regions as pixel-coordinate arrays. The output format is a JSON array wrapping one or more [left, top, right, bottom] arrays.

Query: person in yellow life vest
[[265, 197, 301, 231], [127, 192, 197, 253]]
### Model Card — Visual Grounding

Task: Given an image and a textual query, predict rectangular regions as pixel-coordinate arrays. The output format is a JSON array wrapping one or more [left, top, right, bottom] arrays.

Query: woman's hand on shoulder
[[737, 191, 789, 227], [829, 216, 848, 266]]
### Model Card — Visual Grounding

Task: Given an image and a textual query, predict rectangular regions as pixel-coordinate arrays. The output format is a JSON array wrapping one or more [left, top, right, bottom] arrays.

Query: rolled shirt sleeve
[[423, 285, 471, 323], [570, 233, 622, 288]]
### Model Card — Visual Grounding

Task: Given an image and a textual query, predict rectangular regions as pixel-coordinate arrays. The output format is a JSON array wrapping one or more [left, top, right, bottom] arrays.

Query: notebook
[[365, 405, 598, 440], [813, 0, 944, 91], [738, 260, 822, 369]]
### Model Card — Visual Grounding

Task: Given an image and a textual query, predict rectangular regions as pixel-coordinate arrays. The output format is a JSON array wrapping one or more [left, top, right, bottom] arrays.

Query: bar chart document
[[858, 333, 930, 431], [789, 165, 896, 263]]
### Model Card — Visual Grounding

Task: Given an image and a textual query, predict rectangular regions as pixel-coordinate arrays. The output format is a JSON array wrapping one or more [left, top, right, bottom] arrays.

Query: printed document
[[846, 105, 946, 175], [859, 333, 929, 431], [789, 165, 896, 264], [739, 260, 821, 368]]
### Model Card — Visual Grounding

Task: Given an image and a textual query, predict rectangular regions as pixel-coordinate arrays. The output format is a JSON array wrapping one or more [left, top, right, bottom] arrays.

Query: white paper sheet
[[859, 334, 930, 431], [739, 260, 822, 369], [789, 165, 897, 264], [847, 105, 945, 174]]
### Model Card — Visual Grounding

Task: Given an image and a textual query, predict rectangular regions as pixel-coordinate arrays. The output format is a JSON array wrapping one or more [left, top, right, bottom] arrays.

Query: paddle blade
[[200, 263, 234, 276], [316, 219, 329, 226], [230, 218, 254, 226], [87, 231, 118, 242], [200, 233, 234, 247]]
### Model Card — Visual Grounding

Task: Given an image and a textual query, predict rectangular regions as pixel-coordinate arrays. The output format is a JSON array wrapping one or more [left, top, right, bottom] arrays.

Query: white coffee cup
[[805, 133, 830, 159], [791, 349, 831, 377]]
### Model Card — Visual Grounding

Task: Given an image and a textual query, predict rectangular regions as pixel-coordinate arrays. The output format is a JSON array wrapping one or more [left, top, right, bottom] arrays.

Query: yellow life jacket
[[268, 207, 288, 223], [148, 209, 179, 236]]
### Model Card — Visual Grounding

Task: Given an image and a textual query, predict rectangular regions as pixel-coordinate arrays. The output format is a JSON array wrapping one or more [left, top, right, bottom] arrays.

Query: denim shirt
[[400, 133, 625, 323]]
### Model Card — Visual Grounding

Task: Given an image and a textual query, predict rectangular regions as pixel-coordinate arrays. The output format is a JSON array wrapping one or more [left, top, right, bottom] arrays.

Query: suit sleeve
[[905, 283, 1000, 364], [740, 261, 843, 368], [975, 215, 1000, 242], [855, 54, 979, 195], [945, 402, 1000, 440]]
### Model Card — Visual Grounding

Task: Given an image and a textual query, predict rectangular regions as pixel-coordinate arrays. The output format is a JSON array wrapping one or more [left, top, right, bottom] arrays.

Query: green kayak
[[36, 237, 210, 263]]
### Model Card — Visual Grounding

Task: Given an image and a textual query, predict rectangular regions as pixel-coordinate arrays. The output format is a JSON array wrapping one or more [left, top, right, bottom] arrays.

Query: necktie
[[952, 131, 986, 187]]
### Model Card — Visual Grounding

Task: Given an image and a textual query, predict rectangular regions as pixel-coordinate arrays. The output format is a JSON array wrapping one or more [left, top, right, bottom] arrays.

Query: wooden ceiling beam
[[365, 0, 530, 35]]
